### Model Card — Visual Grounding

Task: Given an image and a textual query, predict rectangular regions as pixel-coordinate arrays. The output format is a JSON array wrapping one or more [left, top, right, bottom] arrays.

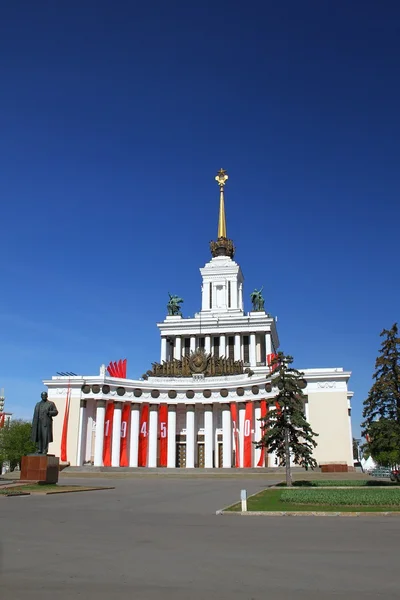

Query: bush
[[280, 488, 400, 506], [0, 420, 36, 470]]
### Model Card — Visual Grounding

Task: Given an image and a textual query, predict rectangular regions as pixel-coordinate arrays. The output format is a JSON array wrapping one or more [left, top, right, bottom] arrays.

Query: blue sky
[[1, 2, 399, 436]]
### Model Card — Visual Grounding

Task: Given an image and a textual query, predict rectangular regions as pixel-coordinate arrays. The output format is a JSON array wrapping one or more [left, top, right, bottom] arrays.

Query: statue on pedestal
[[31, 392, 58, 455], [250, 287, 265, 312], [167, 293, 184, 316]]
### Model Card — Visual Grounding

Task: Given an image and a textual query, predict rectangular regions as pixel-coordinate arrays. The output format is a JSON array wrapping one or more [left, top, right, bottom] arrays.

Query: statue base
[[20, 454, 59, 484]]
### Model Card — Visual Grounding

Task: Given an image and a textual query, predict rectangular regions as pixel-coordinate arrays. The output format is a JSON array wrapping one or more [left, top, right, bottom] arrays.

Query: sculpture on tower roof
[[167, 293, 184, 316], [250, 287, 265, 312]]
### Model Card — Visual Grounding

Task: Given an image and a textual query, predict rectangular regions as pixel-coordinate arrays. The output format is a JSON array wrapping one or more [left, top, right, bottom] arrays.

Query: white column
[[93, 400, 106, 467], [148, 405, 158, 468], [239, 403, 246, 468], [174, 337, 182, 359], [190, 336, 196, 353], [234, 334, 241, 361], [205, 335, 211, 354], [161, 337, 167, 362], [239, 283, 243, 310], [222, 404, 232, 468], [76, 399, 87, 466], [220, 334, 226, 358], [250, 333, 257, 367], [204, 405, 213, 468], [254, 402, 262, 467], [186, 405, 195, 468], [265, 332, 272, 359], [111, 402, 123, 467], [129, 403, 140, 467], [167, 404, 177, 468]]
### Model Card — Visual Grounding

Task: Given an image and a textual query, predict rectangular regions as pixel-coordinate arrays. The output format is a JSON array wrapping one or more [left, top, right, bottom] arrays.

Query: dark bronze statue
[[31, 392, 58, 455]]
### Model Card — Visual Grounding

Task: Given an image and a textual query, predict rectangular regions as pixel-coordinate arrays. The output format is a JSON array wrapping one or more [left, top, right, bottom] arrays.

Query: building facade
[[46, 170, 353, 469]]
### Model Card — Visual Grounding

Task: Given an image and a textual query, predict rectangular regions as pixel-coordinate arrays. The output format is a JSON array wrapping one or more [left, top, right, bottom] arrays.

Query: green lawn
[[226, 489, 400, 512]]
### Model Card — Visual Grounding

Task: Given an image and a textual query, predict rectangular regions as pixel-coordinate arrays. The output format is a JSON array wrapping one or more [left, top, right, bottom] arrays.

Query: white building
[[46, 170, 354, 470]]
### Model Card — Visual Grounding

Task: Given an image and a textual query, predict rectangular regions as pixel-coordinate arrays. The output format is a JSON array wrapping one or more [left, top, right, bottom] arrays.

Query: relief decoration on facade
[[143, 348, 249, 379]]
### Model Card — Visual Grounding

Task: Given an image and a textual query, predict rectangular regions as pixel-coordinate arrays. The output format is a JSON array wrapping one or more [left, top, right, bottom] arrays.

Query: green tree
[[257, 352, 318, 486], [362, 323, 400, 467], [0, 420, 36, 471]]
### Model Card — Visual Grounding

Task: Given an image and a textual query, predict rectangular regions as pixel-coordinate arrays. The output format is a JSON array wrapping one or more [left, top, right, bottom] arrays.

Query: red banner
[[103, 402, 114, 467], [257, 399, 268, 467], [267, 353, 279, 372], [159, 404, 168, 467], [107, 359, 127, 378], [60, 386, 70, 462], [138, 404, 149, 467], [0, 413, 5, 428], [243, 402, 253, 468], [120, 403, 131, 467], [230, 403, 240, 468], [275, 401, 282, 416]]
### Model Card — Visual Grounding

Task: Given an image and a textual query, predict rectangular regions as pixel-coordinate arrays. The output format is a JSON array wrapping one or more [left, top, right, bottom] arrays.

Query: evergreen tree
[[257, 352, 318, 486], [362, 323, 400, 467]]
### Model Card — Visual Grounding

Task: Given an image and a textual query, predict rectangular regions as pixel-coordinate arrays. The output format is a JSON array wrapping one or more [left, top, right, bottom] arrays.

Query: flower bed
[[281, 488, 400, 506]]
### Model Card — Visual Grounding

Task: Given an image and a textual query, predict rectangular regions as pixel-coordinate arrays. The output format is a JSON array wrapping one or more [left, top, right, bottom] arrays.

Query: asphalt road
[[0, 476, 398, 599]]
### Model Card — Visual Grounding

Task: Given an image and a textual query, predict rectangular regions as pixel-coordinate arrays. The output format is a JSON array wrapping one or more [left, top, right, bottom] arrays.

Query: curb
[[217, 510, 400, 517]]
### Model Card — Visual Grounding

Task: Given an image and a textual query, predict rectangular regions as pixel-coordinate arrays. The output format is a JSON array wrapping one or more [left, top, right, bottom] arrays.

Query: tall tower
[[200, 170, 244, 314]]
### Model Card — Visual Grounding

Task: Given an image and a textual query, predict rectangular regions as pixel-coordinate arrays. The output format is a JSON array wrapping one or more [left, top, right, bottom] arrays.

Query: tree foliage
[[362, 323, 400, 467], [257, 352, 318, 486], [0, 420, 36, 471]]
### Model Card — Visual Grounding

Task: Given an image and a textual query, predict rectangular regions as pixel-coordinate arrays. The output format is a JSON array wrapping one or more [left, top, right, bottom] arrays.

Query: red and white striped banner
[[119, 403, 131, 467], [103, 402, 114, 467], [159, 404, 168, 467], [257, 399, 268, 467], [243, 402, 253, 468], [138, 404, 149, 467], [230, 403, 240, 468]]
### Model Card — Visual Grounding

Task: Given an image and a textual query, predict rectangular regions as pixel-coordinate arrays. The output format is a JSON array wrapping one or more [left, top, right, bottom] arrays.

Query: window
[[213, 336, 220, 358], [228, 336, 234, 359], [209, 283, 212, 309], [243, 335, 249, 364], [228, 281, 231, 308], [184, 338, 190, 357], [198, 337, 205, 349]]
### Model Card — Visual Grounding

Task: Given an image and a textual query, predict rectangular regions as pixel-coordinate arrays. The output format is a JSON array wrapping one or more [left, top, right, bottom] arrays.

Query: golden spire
[[215, 168, 228, 238]]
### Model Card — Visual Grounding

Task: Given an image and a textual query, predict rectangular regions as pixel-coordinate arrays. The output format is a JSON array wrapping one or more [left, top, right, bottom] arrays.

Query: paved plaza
[[0, 475, 398, 599]]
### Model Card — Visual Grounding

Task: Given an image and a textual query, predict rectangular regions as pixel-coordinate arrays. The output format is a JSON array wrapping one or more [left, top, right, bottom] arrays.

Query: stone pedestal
[[20, 455, 59, 483]]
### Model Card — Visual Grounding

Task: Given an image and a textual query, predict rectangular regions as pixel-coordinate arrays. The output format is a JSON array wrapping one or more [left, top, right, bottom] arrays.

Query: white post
[[250, 333, 257, 367], [241, 489, 248, 512], [222, 404, 232, 468], [174, 337, 182, 359], [186, 405, 195, 468], [239, 403, 245, 468], [129, 403, 140, 467], [220, 334, 226, 358], [161, 337, 167, 362], [205, 335, 211, 354], [234, 333, 241, 361], [167, 404, 177, 468], [148, 405, 158, 468], [190, 336, 196, 353], [204, 405, 213, 468], [76, 399, 87, 466], [254, 402, 262, 467], [93, 400, 106, 467], [111, 402, 122, 467]]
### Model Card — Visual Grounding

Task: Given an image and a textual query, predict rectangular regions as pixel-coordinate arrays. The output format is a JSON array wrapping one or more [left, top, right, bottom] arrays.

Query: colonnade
[[161, 332, 272, 367], [76, 399, 270, 469]]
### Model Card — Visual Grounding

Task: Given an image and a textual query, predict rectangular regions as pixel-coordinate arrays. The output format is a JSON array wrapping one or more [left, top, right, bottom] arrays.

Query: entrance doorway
[[176, 443, 186, 468], [218, 442, 223, 468], [197, 443, 205, 468]]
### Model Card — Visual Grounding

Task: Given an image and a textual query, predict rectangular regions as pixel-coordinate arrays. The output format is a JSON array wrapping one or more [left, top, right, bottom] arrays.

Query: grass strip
[[226, 489, 400, 512], [281, 488, 400, 506], [276, 480, 398, 487]]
